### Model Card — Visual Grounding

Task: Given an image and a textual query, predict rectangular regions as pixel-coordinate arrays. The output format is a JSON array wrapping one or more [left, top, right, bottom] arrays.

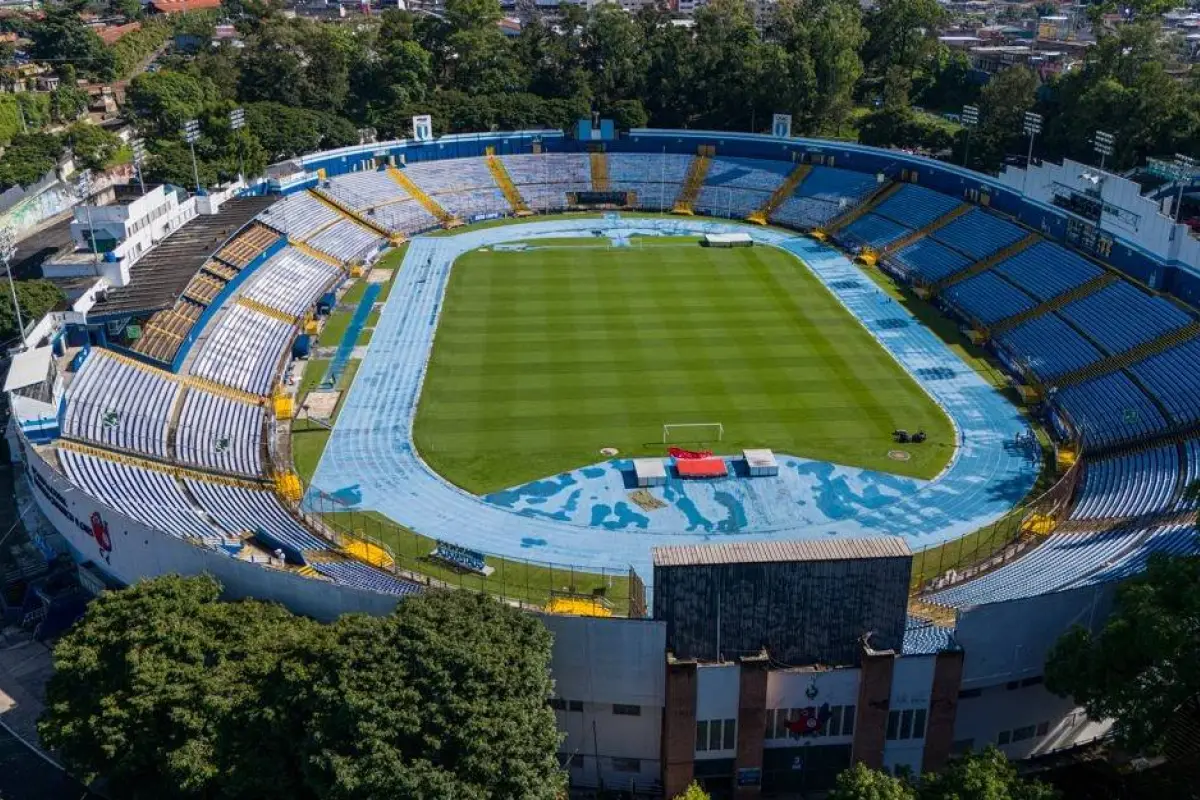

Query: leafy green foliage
[[110, 19, 172, 79], [0, 132, 63, 190], [1045, 551, 1200, 754], [66, 123, 122, 171], [0, 279, 65, 342], [0, 94, 50, 145], [673, 781, 712, 800], [830, 749, 1056, 800], [39, 576, 565, 800], [29, 3, 116, 81]]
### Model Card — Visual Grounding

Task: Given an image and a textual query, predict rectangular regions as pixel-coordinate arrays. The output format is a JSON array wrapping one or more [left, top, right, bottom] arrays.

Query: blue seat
[[930, 208, 1025, 261], [892, 238, 971, 283], [873, 185, 962, 230], [793, 167, 879, 206], [1060, 281, 1193, 355], [992, 242, 1103, 301], [1052, 371, 1166, 447], [995, 314, 1103, 381], [1127, 338, 1200, 426], [1070, 444, 1179, 520], [841, 213, 910, 248], [312, 560, 422, 596], [943, 272, 1037, 325]]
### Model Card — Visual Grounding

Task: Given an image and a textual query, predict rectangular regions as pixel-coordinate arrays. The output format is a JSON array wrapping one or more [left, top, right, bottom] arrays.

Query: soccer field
[[413, 238, 955, 494]]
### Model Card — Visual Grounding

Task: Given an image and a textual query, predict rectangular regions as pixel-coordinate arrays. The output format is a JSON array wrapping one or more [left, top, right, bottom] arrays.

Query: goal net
[[662, 422, 724, 444]]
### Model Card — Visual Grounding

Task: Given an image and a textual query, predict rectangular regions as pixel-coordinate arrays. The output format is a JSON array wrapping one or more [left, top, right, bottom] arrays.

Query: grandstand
[[10, 129, 1200, 790]]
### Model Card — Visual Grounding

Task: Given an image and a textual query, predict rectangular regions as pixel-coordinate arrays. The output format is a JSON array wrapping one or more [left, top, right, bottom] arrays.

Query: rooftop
[[88, 195, 276, 318], [652, 537, 911, 567]]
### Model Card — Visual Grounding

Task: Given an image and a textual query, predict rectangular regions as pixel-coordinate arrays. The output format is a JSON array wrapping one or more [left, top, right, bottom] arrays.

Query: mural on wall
[[0, 163, 133, 238]]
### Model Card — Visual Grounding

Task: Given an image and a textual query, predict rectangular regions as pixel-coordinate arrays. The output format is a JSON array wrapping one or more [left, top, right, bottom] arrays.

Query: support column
[[851, 645, 895, 769], [922, 649, 965, 773], [663, 654, 698, 799], [734, 652, 769, 799]]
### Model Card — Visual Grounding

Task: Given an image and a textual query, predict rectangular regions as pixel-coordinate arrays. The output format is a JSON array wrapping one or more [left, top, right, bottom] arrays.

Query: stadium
[[6, 122, 1200, 796]]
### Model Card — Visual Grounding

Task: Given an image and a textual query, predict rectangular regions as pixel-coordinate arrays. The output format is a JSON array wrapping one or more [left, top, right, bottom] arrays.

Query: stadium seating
[[872, 184, 962, 230], [1070, 444, 1180, 520], [323, 170, 407, 210], [1052, 371, 1166, 447], [703, 157, 791, 192], [926, 524, 1178, 607], [189, 304, 294, 395], [609, 153, 692, 186], [1059, 281, 1193, 355], [184, 479, 330, 554], [241, 247, 342, 318], [1077, 523, 1199, 587], [311, 560, 421, 596], [694, 187, 771, 218], [891, 238, 971, 283], [1127, 337, 1200, 426], [401, 157, 499, 194], [175, 390, 264, 476], [63, 352, 179, 460], [943, 271, 1037, 325], [929, 208, 1026, 262], [367, 199, 441, 236], [59, 448, 225, 543], [1181, 439, 1200, 510], [501, 153, 590, 188], [841, 213, 911, 249], [426, 188, 511, 220], [793, 166, 879, 206], [304, 219, 385, 264], [995, 314, 1104, 382], [991, 241, 1104, 302], [257, 192, 340, 240]]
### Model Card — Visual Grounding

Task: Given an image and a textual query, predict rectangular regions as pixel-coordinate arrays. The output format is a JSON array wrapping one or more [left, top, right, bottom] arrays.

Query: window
[[887, 708, 927, 741], [697, 718, 736, 751], [1012, 725, 1036, 742], [548, 698, 566, 711], [569, 700, 583, 712], [886, 711, 900, 741], [613, 757, 641, 773], [827, 706, 842, 737], [913, 709, 927, 739], [709, 719, 723, 751], [613, 704, 640, 716], [998, 730, 1012, 745], [843, 705, 855, 737], [1036, 721, 1050, 737], [696, 721, 708, 751], [723, 719, 736, 751], [899, 709, 914, 740], [958, 688, 983, 699]]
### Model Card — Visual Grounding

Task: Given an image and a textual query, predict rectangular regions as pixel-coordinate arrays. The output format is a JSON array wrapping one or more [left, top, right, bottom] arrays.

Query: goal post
[[663, 422, 724, 445]]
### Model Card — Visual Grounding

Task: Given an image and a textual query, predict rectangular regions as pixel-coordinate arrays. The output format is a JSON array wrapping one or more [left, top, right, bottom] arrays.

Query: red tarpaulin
[[669, 447, 713, 460], [675, 458, 728, 479]]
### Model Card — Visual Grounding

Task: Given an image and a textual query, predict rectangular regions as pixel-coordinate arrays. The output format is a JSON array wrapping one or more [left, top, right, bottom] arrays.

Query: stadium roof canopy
[[652, 537, 910, 567], [4, 346, 52, 392]]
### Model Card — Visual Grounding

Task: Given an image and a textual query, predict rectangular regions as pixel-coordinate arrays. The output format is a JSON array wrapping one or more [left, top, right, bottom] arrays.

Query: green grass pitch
[[412, 239, 955, 495]]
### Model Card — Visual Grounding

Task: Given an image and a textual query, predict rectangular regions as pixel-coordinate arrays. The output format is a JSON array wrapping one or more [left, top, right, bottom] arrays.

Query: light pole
[[1093, 130, 1114, 171], [229, 107, 246, 183], [182, 118, 202, 195], [0, 226, 24, 351], [131, 137, 146, 195], [1172, 154, 1196, 223], [1021, 111, 1042, 194], [75, 169, 99, 269], [961, 104, 979, 168]]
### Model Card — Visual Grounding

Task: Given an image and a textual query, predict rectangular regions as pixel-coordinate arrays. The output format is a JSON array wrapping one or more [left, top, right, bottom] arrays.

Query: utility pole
[[1172, 154, 1196, 223], [131, 138, 146, 195], [0, 226, 24, 351], [75, 169, 99, 269]]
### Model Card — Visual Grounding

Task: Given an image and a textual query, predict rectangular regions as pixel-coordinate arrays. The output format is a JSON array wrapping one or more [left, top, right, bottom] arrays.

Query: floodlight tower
[[183, 118, 202, 195], [961, 104, 979, 168], [1093, 130, 1114, 171], [229, 107, 246, 183], [0, 226, 24, 351], [1172, 153, 1196, 223], [75, 169, 99, 268], [1021, 111, 1042, 193], [131, 137, 146, 195]]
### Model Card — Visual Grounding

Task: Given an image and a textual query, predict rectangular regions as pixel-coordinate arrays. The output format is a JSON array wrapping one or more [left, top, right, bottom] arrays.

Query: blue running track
[[307, 217, 1040, 577]]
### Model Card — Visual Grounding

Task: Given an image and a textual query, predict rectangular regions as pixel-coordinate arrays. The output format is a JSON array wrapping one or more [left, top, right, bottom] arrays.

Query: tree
[[0, 132, 63, 190], [126, 70, 220, 135], [830, 763, 914, 800], [29, 3, 116, 81], [39, 576, 565, 800], [965, 66, 1037, 171], [1045, 551, 1200, 755], [673, 781, 712, 800], [0, 280, 65, 342], [861, 0, 945, 78], [66, 123, 122, 172]]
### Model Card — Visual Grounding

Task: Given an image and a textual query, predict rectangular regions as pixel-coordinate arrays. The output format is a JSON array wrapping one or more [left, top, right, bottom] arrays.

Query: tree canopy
[[829, 749, 1057, 800], [0, 279, 64, 343], [1045, 550, 1200, 755], [39, 576, 564, 800]]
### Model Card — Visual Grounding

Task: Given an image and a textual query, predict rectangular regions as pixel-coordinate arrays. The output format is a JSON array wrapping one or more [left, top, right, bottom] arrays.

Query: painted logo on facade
[[90, 511, 112, 563]]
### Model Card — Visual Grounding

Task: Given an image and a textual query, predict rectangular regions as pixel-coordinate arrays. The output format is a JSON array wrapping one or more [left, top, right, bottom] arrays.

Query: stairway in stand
[[590, 152, 610, 191], [882, 203, 972, 254], [747, 163, 811, 225], [307, 188, 397, 243], [486, 154, 532, 216], [671, 155, 712, 215], [386, 166, 461, 228], [820, 181, 900, 235], [933, 233, 1039, 293]]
